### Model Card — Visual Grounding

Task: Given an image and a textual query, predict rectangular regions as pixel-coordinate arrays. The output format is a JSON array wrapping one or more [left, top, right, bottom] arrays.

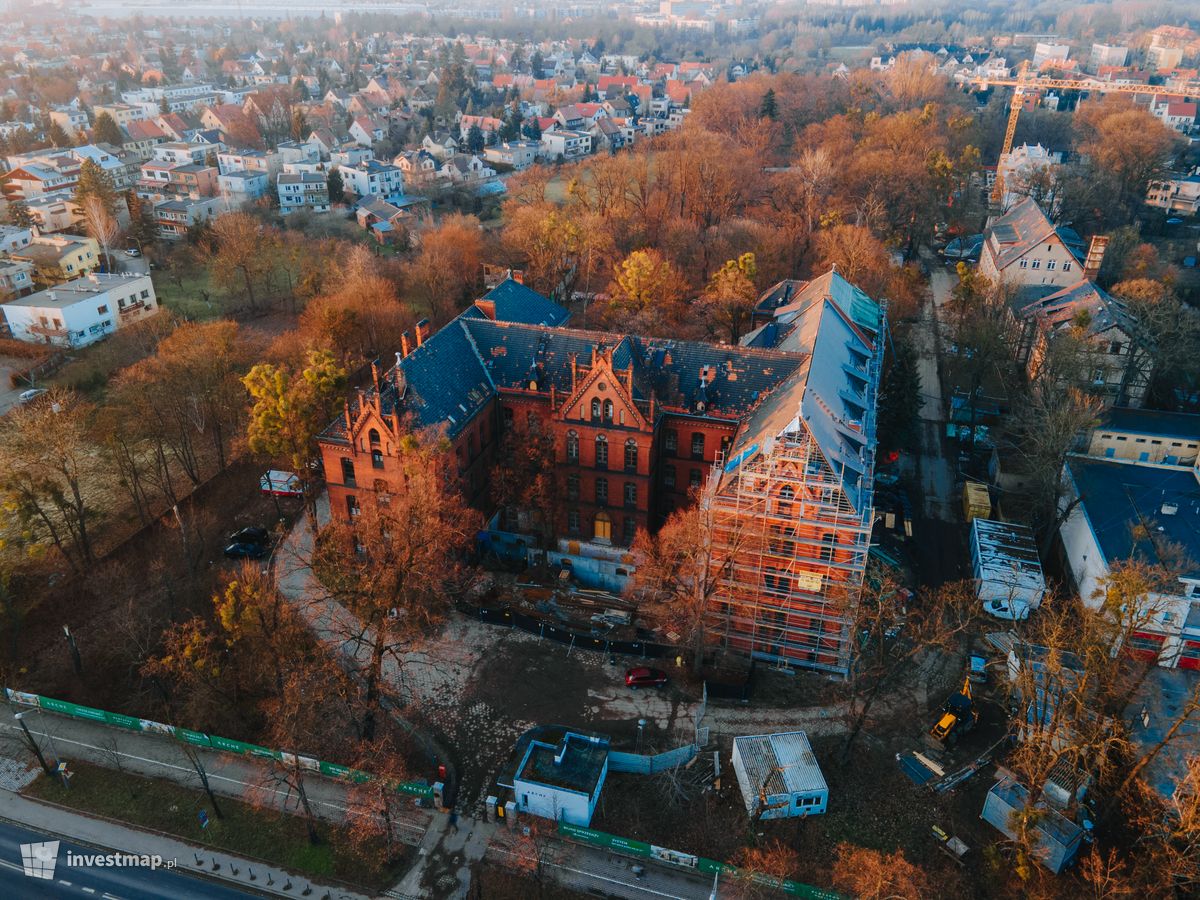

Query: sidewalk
[[389, 811, 496, 899], [0, 788, 373, 900]]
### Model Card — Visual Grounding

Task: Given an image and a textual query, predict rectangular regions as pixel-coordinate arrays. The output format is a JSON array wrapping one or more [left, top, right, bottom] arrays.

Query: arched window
[[780, 484, 796, 501], [624, 439, 638, 471], [566, 430, 579, 462], [595, 434, 608, 468], [368, 429, 384, 469], [603, 399, 614, 421], [591, 398, 601, 420], [593, 510, 612, 543]]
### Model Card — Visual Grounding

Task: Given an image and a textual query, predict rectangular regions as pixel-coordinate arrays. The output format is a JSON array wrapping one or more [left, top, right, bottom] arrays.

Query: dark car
[[230, 526, 270, 546], [625, 667, 668, 689], [223, 541, 269, 560]]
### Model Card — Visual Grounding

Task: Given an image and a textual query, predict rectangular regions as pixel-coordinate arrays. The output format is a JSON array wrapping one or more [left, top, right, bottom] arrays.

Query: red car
[[625, 667, 668, 689]]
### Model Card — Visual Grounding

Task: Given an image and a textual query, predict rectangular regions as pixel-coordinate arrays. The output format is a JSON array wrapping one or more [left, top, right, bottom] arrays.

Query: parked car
[[17, 388, 48, 404], [625, 667, 668, 689], [223, 541, 269, 560], [125, 247, 141, 257], [983, 597, 1031, 621], [229, 526, 270, 546], [968, 652, 988, 684], [260, 470, 303, 497]]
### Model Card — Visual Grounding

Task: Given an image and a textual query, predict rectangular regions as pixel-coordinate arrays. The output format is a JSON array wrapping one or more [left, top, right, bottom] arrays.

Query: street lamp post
[[14, 713, 53, 775]]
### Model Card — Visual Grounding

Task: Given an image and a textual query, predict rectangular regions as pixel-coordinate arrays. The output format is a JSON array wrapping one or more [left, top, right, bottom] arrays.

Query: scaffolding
[[702, 307, 885, 677]]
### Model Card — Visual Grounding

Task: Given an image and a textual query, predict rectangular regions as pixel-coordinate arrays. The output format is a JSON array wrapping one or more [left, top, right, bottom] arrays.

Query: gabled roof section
[[987, 197, 1084, 269], [748, 270, 880, 346], [1018, 278, 1138, 337], [725, 284, 880, 512], [476, 277, 570, 326]]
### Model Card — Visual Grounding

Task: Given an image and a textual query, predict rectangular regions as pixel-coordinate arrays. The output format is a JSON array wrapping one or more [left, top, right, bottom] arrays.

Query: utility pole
[[14, 713, 53, 775]]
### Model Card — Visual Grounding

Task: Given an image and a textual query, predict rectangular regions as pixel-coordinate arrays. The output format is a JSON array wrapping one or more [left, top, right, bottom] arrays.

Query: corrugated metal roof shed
[[733, 731, 827, 797], [971, 518, 1045, 594]]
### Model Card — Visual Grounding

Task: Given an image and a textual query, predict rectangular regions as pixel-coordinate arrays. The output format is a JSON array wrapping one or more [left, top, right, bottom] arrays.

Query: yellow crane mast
[[970, 61, 1200, 207]]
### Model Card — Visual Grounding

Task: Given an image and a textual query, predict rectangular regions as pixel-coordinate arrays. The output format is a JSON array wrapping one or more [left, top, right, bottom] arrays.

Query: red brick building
[[318, 273, 884, 674]]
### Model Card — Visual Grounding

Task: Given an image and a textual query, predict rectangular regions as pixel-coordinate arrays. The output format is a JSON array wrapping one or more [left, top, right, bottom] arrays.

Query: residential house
[[153, 197, 221, 240], [338, 159, 405, 201], [49, 105, 89, 137], [0, 272, 157, 347], [317, 269, 882, 675], [306, 128, 339, 160], [93, 102, 147, 128], [277, 171, 330, 215], [136, 161, 218, 201], [421, 132, 459, 160], [121, 119, 168, 161], [217, 170, 270, 205], [483, 141, 540, 170], [1147, 171, 1200, 215], [1155, 99, 1197, 134], [217, 149, 282, 178], [349, 115, 386, 148], [1, 160, 79, 202], [440, 154, 496, 184], [0, 224, 32, 254], [395, 150, 440, 185], [457, 115, 504, 142], [978, 198, 1084, 288], [23, 194, 81, 234], [541, 129, 592, 160], [1011, 279, 1152, 408], [1059, 454, 1200, 668], [0, 258, 34, 298], [1085, 408, 1200, 466], [11, 234, 100, 285]]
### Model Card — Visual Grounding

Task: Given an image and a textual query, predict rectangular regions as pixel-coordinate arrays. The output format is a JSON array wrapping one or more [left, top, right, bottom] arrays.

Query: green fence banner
[[6, 687, 434, 803], [557, 821, 842, 899], [104, 712, 143, 731], [176, 728, 212, 748]]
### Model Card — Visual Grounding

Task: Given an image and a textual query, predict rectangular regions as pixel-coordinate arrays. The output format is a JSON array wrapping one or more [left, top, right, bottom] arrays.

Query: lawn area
[[151, 268, 221, 321], [23, 760, 410, 890]]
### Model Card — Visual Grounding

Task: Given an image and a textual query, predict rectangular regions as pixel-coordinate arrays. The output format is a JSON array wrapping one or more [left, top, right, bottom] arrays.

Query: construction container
[[962, 482, 991, 522]]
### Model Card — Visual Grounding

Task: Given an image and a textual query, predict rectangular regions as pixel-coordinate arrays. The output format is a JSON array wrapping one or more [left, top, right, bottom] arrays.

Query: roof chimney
[[415, 318, 430, 346], [1083, 235, 1109, 282], [400, 331, 411, 357]]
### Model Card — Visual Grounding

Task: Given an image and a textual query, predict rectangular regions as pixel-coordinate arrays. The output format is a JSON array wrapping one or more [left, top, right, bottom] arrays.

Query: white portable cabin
[[971, 518, 1047, 617], [731, 731, 828, 820]]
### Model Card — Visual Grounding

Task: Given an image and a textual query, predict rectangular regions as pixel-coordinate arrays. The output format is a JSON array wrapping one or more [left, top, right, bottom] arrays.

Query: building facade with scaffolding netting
[[704, 273, 886, 676]]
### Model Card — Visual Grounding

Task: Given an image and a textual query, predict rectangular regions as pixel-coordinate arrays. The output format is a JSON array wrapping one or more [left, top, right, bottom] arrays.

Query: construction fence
[[608, 743, 697, 775], [4, 688, 435, 800], [556, 821, 844, 899]]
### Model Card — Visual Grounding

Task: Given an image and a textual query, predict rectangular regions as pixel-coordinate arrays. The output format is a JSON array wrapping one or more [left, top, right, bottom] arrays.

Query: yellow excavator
[[927, 677, 978, 747]]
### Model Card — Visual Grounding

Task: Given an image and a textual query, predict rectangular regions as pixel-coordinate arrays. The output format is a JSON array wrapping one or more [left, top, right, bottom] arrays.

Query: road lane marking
[[82, 889, 96, 894]]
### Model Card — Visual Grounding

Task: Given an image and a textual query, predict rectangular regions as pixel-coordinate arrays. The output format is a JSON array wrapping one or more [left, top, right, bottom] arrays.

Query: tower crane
[[969, 61, 1200, 206]]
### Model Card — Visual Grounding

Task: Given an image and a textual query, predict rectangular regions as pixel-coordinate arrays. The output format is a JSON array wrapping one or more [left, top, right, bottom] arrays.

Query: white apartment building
[[277, 172, 331, 215], [337, 160, 405, 201], [0, 273, 158, 348]]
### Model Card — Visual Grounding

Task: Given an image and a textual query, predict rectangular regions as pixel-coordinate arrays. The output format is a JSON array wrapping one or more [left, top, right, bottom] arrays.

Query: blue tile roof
[[481, 277, 570, 326]]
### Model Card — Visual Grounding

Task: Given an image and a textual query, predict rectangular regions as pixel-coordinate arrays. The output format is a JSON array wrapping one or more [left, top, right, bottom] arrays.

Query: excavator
[[927, 677, 978, 748]]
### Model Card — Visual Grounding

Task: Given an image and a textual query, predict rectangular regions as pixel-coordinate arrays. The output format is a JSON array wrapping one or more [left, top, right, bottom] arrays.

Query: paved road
[[113, 250, 149, 276], [912, 263, 957, 523], [0, 819, 253, 900]]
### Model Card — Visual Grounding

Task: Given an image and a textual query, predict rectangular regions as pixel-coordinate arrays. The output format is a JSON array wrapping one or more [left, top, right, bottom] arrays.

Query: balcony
[[119, 300, 147, 316]]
